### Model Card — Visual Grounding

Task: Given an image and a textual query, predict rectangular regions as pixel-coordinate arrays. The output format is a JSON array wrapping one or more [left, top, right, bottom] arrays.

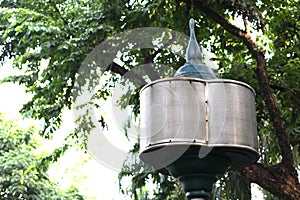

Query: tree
[[0, 113, 84, 199], [0, 0, 299, 199]]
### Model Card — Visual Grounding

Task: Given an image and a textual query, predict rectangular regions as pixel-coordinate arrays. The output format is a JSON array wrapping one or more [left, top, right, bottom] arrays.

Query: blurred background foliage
[[0, 113, 84, 199]]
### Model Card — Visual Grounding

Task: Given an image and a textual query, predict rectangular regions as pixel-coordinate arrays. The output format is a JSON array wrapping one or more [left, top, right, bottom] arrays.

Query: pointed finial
[[173, 18, 218, 79], [186, 18, 203, 64]]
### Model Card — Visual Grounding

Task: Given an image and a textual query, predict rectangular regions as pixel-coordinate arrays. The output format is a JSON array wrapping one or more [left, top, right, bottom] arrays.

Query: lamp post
[[139, 19, 259, 199]]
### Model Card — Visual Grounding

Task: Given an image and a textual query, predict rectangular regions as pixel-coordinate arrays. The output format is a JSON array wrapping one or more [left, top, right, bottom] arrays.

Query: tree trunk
[[242, 163, 300, 200]]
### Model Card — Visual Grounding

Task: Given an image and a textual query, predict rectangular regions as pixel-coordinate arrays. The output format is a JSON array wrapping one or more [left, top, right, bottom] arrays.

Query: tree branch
[[141, 50, 162, 81], [48, 0, 69, 26], [104, 62, 147, 86], [242, 163, 300, 199], [243, 19, 250, 35], [193, 0, 296, 173]]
